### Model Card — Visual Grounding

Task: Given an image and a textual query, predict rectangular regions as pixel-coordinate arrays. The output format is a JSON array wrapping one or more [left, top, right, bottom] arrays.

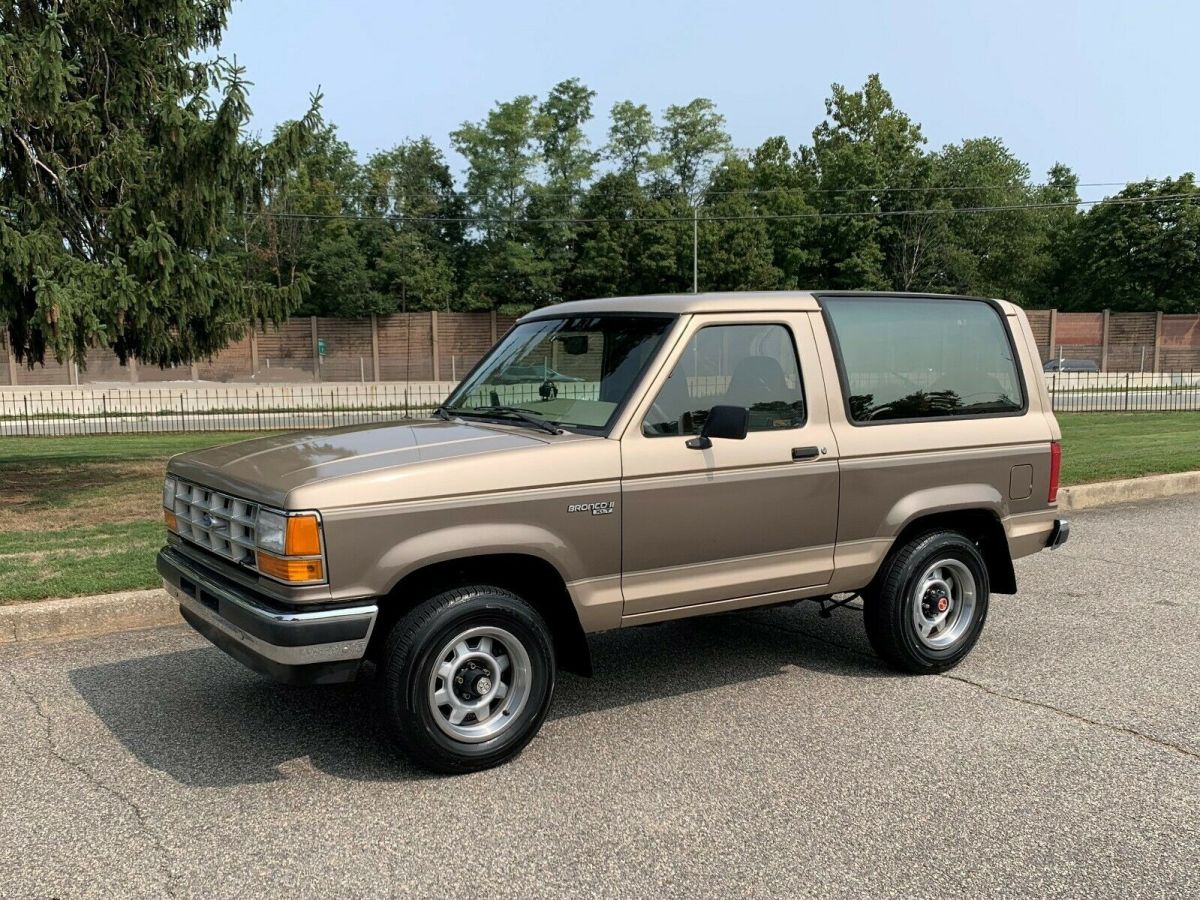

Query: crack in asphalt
[[940, 671, 1200, 762], [3, 666, 179, 897], [738, 612, 1200, 764]]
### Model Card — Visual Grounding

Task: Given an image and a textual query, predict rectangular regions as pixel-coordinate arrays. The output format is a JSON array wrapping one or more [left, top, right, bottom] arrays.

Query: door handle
[[791, 446, 820, 461]]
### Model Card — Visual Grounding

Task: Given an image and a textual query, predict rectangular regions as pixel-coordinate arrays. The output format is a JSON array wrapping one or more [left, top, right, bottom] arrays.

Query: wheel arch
[[369, 552, 593, 676], [878, 508, 1016, 595]]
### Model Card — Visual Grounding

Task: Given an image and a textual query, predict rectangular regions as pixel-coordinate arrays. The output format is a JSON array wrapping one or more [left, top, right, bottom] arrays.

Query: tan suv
[[158, 291, 1068, 772]]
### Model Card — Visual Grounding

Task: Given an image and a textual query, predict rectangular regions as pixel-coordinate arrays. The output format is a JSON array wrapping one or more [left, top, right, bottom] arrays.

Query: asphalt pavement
[[1, 496, 1197, 898]]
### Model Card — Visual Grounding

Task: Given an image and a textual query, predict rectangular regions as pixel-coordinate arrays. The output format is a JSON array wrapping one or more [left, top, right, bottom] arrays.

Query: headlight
[[255, 510, 325, 584], [256, 509, 287, 554]]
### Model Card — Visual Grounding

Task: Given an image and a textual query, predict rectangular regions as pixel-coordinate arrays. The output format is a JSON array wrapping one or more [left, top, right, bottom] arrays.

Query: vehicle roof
[[521, 291, 1019, 320]]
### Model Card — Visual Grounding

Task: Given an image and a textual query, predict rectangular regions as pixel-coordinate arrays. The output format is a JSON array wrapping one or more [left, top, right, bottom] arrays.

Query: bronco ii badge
[[568, 501, 615, 516]]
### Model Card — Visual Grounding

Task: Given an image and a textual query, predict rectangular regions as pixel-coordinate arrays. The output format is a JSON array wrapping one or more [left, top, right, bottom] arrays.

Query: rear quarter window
[[820, 296, 1026, 424]]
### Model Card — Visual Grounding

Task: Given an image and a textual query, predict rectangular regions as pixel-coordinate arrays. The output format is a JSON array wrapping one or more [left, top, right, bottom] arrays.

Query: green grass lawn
[[0, 432, 269, 604], [1, 415, 1198, 604], [1058, 412, 1200, 485]]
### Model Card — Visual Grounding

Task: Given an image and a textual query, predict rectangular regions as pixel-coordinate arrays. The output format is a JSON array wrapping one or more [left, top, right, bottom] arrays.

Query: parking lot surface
[[1, 497, 1197, 898]]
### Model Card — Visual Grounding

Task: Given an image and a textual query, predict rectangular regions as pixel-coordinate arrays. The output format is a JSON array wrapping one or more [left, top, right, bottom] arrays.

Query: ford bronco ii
[[159, 292, 1069, 772]]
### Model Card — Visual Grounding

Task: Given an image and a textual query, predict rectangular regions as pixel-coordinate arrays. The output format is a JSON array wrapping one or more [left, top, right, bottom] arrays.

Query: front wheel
[[381, 585, 555, 773], [864, 531, 990, 673]]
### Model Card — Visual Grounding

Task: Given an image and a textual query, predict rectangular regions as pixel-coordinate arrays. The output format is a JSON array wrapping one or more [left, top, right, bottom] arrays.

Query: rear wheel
[[864, 530, 990, 673], [381, 585, 555, 773]]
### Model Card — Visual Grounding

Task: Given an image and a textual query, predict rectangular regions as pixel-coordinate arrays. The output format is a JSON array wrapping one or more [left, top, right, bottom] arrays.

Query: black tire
[[863, 530, 990, 674], [381, 585, 555, 774]]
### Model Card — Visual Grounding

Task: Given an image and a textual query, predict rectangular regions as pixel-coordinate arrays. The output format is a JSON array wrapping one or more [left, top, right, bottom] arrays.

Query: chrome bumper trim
[[161, 552, 377, 667]]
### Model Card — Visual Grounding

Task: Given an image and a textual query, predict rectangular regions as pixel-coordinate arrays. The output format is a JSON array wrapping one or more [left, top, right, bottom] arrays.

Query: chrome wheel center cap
[[475, 675, 493, 695]]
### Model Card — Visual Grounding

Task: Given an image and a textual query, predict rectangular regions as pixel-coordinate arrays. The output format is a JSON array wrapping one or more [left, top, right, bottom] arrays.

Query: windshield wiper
[[453, 406, 562, 436]]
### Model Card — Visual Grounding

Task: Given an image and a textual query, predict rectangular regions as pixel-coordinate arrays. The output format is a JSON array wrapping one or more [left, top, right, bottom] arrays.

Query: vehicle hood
[[167, 419, 563, 508]]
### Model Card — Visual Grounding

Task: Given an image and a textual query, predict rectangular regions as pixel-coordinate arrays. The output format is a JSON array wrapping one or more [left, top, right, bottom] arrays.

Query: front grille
[[172, 480, 260, 569]]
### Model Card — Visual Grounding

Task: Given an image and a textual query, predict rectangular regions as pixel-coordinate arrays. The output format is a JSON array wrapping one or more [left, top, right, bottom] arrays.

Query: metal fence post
[[1046, 309, 1058, 363]]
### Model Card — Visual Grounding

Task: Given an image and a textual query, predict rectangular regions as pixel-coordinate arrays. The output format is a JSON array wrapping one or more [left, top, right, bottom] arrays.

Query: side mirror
[[686, 405, 749, 450]]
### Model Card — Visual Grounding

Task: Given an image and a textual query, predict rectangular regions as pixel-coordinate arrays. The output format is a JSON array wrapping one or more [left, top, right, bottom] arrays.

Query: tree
[[659, 99, 731, 199], [605, 101, 665, 180], [361, 138, 464, 311], [923, 137, 1045, 302], [529, 79, 599, 304], [809, 74, 927, 290], [0, 0, 321, 367], [747, 136, 821, 288], [451, 95, 539, 225], [1059, 175, 1200, 313], [452, 95, 554, 311], [698, 156, 782, 291], [244, 123, 378, 316], [536, 79, 598, 192], [1028, 163, 1081, 308]]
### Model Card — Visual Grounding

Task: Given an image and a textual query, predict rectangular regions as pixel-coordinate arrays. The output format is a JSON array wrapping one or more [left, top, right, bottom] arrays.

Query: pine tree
[[0, 0, 322, 367]]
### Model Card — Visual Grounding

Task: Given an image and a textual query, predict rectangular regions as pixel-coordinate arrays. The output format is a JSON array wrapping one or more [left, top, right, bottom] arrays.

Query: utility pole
[[692, 203, 699, 293]]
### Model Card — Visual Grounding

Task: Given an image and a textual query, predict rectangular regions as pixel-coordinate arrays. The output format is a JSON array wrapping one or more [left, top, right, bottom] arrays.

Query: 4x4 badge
[[568, 501, 615, 516]]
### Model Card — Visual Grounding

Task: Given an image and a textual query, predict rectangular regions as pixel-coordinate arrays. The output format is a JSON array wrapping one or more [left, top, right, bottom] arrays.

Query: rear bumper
[[1047, 518, 1070, 549], [157, 546, 378, 685]]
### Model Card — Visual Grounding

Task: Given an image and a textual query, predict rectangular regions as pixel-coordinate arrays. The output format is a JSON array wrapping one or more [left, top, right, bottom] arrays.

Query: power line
[[247, 192, 1199, 227], [450, 179, 1169, 201]]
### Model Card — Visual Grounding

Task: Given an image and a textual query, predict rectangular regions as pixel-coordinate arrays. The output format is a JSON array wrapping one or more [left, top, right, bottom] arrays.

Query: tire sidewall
[[892, 534, 990, 671], [386, 590, 555, 770]]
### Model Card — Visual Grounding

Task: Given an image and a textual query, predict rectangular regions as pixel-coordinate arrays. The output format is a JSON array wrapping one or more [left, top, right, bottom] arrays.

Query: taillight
[[1048, 440, 1062, 503]]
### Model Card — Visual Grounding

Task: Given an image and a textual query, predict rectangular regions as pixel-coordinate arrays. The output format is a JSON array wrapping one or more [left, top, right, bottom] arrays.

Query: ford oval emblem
[[201, 512, 215, 528]]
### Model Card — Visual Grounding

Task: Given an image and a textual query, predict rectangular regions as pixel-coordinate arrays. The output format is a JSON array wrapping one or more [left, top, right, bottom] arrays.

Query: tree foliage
[[0, 0, 322, 366], [4, 16, 1196, 372]]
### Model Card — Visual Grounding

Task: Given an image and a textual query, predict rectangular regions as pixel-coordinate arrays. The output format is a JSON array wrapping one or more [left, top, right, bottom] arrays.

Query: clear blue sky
[[219, 0, 1198, 200]]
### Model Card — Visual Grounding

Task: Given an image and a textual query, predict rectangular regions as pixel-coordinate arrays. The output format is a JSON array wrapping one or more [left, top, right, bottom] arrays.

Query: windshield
[[443, 315, 675, 431]]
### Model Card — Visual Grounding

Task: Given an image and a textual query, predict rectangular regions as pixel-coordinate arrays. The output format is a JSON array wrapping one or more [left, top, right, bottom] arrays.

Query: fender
[[378, 521, 585, 595], [882, 483, 1005, 537]]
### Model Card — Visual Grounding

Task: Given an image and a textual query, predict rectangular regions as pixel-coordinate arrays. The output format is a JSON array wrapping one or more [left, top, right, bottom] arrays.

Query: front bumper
[[157, 546, 378, 685]]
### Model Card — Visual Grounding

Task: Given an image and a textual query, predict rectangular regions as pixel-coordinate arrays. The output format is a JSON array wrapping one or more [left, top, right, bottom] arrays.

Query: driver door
[[619, 313, 840, 619]]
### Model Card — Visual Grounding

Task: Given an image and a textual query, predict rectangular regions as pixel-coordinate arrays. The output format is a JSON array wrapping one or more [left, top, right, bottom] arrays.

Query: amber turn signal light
[[284, 514, 322, 556], [257, 551, 324, 583], [164, 509, 178, 532]]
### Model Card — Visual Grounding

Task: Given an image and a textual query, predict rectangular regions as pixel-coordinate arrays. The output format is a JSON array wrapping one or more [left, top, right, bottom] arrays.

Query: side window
[[821, 297, 1025, 423], [643, 323, 806, 437]]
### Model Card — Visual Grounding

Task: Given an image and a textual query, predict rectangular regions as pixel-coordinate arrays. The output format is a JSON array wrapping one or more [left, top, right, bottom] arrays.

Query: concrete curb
[[1057, 470, 1200, 511], [2, 469, 1200, 646], [0, 589, 179, 645]]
